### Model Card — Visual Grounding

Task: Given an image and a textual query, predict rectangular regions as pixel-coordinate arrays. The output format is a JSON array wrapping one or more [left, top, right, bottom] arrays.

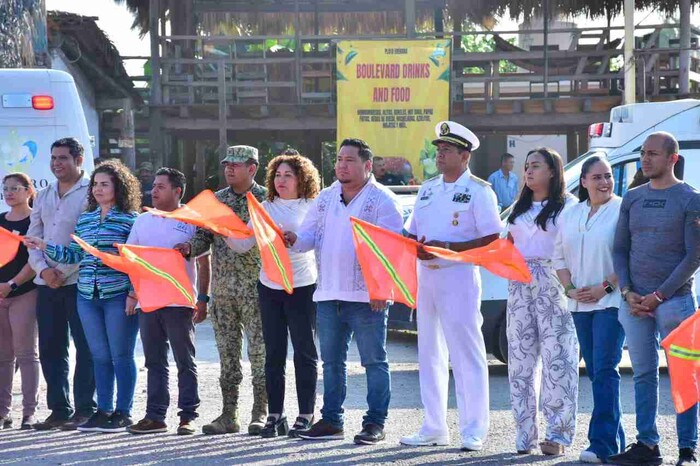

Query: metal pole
[[623, 0, 635, 104], [679, 0, 691, 95], [543, 0, 549, 99]]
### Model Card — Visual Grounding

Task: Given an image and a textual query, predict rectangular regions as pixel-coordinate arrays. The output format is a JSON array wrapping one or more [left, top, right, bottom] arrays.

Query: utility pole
[[623, 0, 635, 104]]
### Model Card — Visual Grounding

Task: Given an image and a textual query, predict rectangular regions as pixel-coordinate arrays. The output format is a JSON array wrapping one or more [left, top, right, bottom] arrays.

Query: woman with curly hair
[[226, 153, 321, 438], [25, 159, 141, 433]]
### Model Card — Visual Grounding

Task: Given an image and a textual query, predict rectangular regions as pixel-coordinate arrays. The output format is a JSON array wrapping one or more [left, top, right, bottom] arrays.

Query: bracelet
[[653, 291, 664, 303], [564, 283, 576, 294]]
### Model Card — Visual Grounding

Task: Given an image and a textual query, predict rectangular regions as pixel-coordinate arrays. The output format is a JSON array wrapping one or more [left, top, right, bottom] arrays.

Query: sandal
[[540, 440, 565, 456]]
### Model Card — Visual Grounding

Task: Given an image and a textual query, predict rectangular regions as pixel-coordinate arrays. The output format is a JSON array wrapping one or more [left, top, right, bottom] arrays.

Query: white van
[[478, 99, 700, 362], [0, 69, 94, 211]]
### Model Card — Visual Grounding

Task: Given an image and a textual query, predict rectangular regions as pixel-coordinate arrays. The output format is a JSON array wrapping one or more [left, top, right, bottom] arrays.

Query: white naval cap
[[431, 121, 480, 152]]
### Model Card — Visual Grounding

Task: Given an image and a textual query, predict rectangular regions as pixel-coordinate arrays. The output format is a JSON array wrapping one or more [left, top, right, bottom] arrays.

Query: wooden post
[[195, 140, 206, 195], [543, 0, 550, 99], [405, 0, 416, 38], [294, 0, 302, 103], [566, 128, 579, 163], [120, 98, 136, 170], [679, 0, 691, 95], [149, 0, 164, 168], [218, 60, 228, 185], [623, 0, 635, 104]]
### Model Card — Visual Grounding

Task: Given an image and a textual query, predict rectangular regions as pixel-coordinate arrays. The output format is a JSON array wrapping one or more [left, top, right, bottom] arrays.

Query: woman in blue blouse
[[25, 160, 142, 433]]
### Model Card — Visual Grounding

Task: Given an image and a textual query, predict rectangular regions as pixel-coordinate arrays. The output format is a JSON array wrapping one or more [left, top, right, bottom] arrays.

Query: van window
[[613, 159, 641, 196]]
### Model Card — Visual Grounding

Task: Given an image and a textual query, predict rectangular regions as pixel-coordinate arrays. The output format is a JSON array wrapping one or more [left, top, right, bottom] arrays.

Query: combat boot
[[248, 386, 268, 435], [202, 413, 240, 435]]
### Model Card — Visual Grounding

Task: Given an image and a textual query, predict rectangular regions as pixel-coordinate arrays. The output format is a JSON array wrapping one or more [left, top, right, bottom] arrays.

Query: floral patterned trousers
[[506, 259, 579, 451]]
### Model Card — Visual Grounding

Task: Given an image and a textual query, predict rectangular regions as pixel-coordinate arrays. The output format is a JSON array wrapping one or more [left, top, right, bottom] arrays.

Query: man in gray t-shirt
[[611, 132, 700, 466]]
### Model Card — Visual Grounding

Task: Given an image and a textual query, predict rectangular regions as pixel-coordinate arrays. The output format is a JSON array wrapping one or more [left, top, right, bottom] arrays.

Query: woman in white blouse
[[553, 156, 625, 464], [225, 153, 320, 439], [505, 147, 579, 457]]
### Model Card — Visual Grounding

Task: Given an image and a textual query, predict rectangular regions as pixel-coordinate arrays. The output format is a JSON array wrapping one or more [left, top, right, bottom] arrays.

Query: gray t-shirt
[[613, 182, 700, 298]]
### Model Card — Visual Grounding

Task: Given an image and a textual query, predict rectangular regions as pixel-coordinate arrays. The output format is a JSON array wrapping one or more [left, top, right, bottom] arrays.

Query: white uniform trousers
[[416, 263, 489, 440]]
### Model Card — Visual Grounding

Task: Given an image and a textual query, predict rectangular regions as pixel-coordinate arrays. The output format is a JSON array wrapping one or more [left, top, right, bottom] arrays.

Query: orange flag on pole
[[349, 217, 532, 308], [72, 235, 196, 312], [423, 239, 532, 284], [147, 190, 253, 239], [661, 311, 700, 414], [0, 227, 23, 267], [350, 218, 418, 308], [246, 192, 294, 294]]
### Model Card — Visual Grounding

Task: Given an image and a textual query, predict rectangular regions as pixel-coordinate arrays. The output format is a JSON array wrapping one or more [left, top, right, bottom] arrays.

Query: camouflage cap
[[221, 145, 259, 164]]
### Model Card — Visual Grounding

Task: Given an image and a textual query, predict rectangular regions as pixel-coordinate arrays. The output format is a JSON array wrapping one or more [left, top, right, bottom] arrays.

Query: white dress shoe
[[579, 449, 602, 464], [461, 436, 484, 451], [400, 432, 450, 446]]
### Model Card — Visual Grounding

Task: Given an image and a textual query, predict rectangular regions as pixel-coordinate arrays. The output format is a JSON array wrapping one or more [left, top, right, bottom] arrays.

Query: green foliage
[[419, 139, 438, 178], [459, 23, 518, 74]]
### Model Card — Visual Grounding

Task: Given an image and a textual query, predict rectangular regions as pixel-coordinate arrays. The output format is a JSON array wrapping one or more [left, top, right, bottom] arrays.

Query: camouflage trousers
[[210, 294, 267, 418]]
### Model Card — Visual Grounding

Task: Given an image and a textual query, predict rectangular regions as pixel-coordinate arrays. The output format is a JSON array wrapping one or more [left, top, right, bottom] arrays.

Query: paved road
[[0, 323, 683, 465]]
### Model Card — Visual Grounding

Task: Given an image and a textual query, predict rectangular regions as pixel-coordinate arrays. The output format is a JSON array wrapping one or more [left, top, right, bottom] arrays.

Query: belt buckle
[[426, 264, 440, 270]]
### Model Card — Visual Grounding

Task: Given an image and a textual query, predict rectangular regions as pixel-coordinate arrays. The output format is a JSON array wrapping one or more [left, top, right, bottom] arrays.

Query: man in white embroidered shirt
[[284, 138, 403, 445]]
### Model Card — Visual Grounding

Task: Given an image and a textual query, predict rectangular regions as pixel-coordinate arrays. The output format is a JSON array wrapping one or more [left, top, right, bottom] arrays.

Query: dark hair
[[155, 167, 186, 198], [280, 147, 300, 156], [501, 153, 515, 162], [578, 156, 611, 202], [508, 147, 567, 231], [265, 154, 321, 202], [340, 138, 373, 161], [87, 159, 142, 212], [373, 156, 384, 163], [3, 172, 36, 202], [647, 131, 679, 156], [51, 138, 84, 159]]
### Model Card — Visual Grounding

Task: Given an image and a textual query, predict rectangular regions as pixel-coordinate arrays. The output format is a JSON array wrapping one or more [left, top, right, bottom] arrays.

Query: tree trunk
[[0, 0, 48, 68]]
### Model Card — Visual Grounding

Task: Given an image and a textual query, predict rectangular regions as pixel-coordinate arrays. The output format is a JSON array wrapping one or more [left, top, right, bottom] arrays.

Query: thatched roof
[[48, 11, 142, 104], [115, 0, 696, 36]]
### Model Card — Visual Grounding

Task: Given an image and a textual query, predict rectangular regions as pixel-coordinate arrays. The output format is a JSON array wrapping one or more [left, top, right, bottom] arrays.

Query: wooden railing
[[149, 24, 700, 112]]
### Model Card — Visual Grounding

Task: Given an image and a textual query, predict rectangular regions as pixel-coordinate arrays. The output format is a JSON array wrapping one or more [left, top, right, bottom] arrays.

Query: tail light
[[588, 122, 612, 138], [32, 95, 54, 110]]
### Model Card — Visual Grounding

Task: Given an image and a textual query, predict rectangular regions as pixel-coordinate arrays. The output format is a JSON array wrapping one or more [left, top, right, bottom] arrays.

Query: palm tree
[[0, 0, 47, 67]]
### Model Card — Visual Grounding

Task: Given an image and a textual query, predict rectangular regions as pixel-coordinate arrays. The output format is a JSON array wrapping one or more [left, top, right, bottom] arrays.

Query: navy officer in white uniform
[[400, 121, 502, 451]]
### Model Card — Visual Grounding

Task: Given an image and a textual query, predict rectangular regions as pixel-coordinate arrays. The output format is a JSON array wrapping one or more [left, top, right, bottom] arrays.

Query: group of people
[[0, 122, 698, 466]]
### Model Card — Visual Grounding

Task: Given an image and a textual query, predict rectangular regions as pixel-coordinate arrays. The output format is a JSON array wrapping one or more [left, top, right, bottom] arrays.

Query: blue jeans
[[316, 300, 390, 429], [573, 308, 626, 460], [619, 294, 699, 450], [77, 293, 139, 414]]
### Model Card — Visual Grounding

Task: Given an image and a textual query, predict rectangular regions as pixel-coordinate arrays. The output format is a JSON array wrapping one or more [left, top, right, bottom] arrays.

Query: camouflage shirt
[[189, 183, 268, 298]]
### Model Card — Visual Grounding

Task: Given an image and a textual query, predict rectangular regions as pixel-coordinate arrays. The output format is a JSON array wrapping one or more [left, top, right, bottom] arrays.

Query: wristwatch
[[603, 280, 615, 295], [621, 287, 631, 300], [8, 280, 18, 291], [197, 293, 210, 303]]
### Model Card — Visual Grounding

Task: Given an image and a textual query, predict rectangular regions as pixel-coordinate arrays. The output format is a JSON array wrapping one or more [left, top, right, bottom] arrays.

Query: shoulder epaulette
[[469, 174, 491, 187]]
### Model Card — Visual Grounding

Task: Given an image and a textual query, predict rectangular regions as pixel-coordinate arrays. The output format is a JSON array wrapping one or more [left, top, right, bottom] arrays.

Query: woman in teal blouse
[[26, 160, 142, 433]]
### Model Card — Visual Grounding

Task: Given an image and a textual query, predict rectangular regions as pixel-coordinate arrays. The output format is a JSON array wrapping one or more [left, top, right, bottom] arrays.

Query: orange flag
[[350, 218, 532, 308], [350, 218, 419, 308], [661, 311, 700, 414], [72, 235, 196, 312], [423, 239, 533, 284], [246, 192, 294, 294], [147, 189, 253, 238], [0, 227, 23, 267]]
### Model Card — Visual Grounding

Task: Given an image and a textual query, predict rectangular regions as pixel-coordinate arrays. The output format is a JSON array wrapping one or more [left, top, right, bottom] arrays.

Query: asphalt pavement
[[0, 322, 684, 465]]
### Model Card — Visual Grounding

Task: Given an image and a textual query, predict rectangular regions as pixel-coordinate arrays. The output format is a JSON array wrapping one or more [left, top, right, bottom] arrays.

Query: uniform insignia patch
[[452, 193, 471, 203]]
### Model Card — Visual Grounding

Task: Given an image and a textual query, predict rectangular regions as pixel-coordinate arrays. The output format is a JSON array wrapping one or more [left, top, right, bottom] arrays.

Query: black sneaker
[[677, 448, 698, 466], [288, 416, 314, 438], [0, 415, 12, 429], [297, 419, 344, 440], [260, 416, 289, 438], [33, 412, 71, 431], [353, 423, 386, 445], [98, 411, 133, 433], [609, 442, 663, 466], [76, 410, 112, 432]]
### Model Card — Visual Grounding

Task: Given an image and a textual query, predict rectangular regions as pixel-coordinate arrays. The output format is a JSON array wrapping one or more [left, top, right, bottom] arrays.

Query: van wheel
[[496, 317, 509, 364]]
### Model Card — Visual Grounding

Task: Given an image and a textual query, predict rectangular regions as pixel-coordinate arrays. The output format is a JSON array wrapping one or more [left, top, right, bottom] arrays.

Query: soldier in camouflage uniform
[[175, 145, 268, 435]]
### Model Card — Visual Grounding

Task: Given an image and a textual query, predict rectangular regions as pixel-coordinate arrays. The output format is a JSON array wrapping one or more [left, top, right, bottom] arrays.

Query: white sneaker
[[400, 432, 450, 446], [579, 450, 602, 464], [461, 436, 484, 451]]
